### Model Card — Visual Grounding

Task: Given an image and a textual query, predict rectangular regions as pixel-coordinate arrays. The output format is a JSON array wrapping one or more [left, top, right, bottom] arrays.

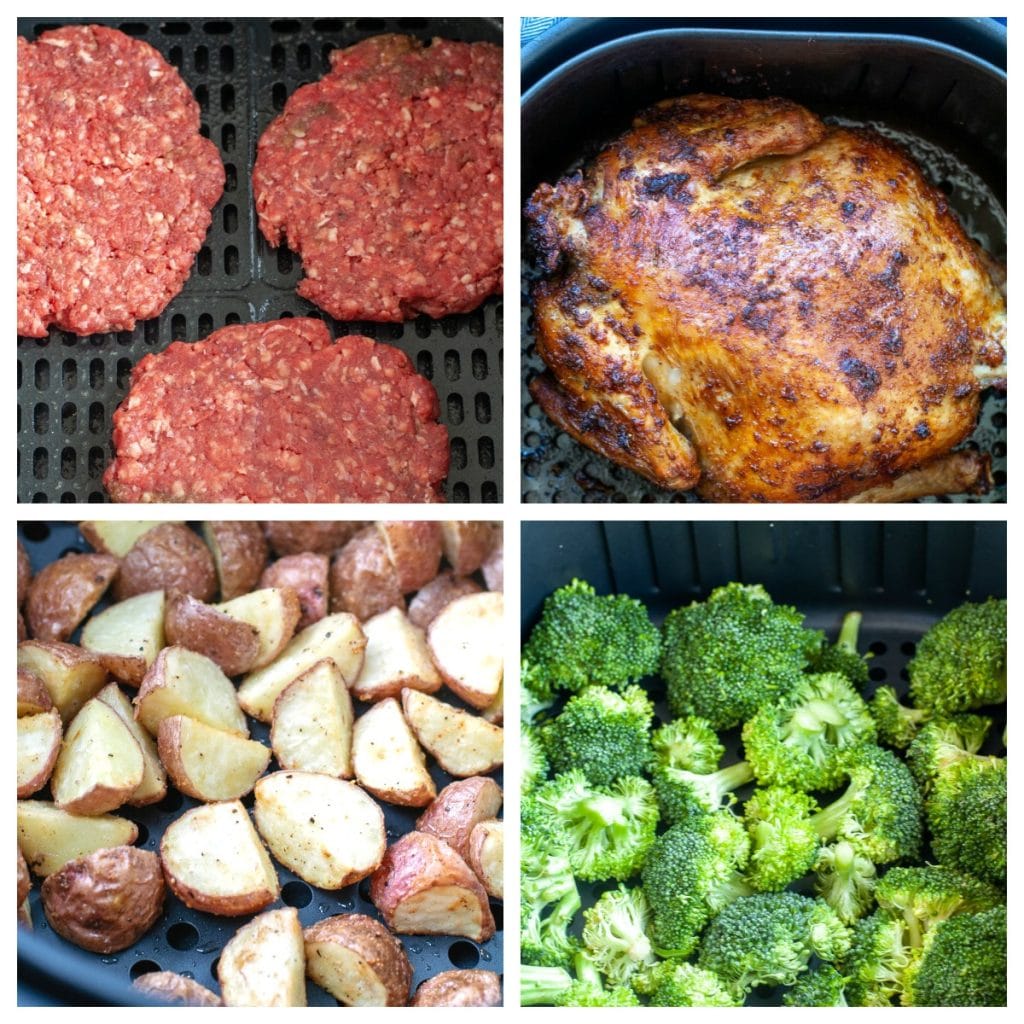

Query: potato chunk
[[352, 697, 435, 807], [401, 689, 504, 777], [428, 592, 504, 709], [17, 801, 138, 877], [351, 607, 441, 703], [218, 907, 306, 1007], [80, 590, 166, 686], [158, 716, 270, 801]]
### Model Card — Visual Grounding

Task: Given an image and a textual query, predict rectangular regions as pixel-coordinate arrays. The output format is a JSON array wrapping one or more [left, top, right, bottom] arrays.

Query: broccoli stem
[[520, 965, 572, 1006], [837, 611, 863, 652], [809, 781, 859, 842]]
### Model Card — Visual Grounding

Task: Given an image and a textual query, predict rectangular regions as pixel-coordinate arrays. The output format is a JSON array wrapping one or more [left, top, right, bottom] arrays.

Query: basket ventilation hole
[[478, 437, 494, 469], [271, 43, 285, 71], [271, 19, 301, 33], [868, 641, 888, 656], [171, 315, 187, 341], [221, 84, 235, 113], [130, 960, 161, 980], [209, 957, 220, 983], [358, 879, 373, 903], [88, 446, 105, 479], [225, 246, 239, 275], [444, 350, 461, 381], [900, 641, 917, 657], [452, 482, 470, 502], [450, 438, 467, 471], [135, 823, 150, 845], [33, 448, 48, 480], [199, 313, 214, 336], [899, 668, 910, 682], [223, 204, 238, 234], [34, 360, 49, 390], [297, 43, 311, 70], [222, 124, 236, 153], [203, 21, 232, 35], [61, 403, 77, 434], [481, 481, 498, 503], [62, 359, 76, 388], [194, 84, 208, 111], [355, 18, 387, 31], [868, 666, 887, 683], [416, 352, 433, 379], [448, 941, 480, 969], [119, 23, 148, 37], [225, 164, 237, 192], [158, 789, 184, 813], [89, 358, 104, 389], [220, 45, 234, 73], [161, 21, 190, 36], [194, 45, 208, 73], [33, 404, 48, 435], [282, 880, 313, 908], [59, 491, 77, 503], [471, 348, 488, 378], [475, 393, 491, 424], [313, 18, 345, 32], [489, 901, 503, 932], [272, 82, 287, 110], [21, 523, 50, 542], [447, 395, 464, 425], [167, 922, 200, 951]]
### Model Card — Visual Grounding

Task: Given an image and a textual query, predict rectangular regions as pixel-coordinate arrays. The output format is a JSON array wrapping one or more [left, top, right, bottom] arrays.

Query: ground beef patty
[[104, 318, 449, 503], [18, 25, 224, 337], [253, 34, 502, 322]]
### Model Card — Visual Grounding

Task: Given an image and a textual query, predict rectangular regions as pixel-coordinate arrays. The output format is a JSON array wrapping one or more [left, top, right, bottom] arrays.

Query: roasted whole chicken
[[526, 95, 1006, 502]]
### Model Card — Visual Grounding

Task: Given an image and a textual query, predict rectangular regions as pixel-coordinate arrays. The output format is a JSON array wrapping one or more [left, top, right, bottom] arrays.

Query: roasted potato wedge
[[412, 969, 502, 1007], [17, 801, 138, 877], [238, 612, 366, 723], [134, 972, 222, 1006], [467, 820, 503, 900], [428, 592, 504, 709], [377, 521, 442, 592], [17, 668, 53, 717], [218, 907, 306, 1007], [51, 698, 144, 814], [440, 522, 496, 577], [95, 683, 167, 806], [114, 522, 216, 602], [415, 777, 503, 862], [264, 521, 363, 557], [26, 552, 119, 643], [18, 641, 109, 722], [407, 572, 482, 630], [330, 527, 404, 620], [160, 800, 278, 916], [164, 591, 260, 676], [41, 847, 164, 953], [202, 521, 267, 600], [158, 716, 270, 801], [215, 587, 301, 670], [352, 697, 436, 807], [79, 520, 169, 558], [135, 646, 248, 738], [270, 659, 354, 778], [17, 708, 62, 798], [481, 538, 503, 592], [259, 552, 329, 630], [304, 914, 412, 1007], [18, 539, 32, 607], [254, 771, 385, 889], [370, 831, 495, 942], [351, 607, 441, 702], [80, 589, 166, 686], [480, 678, 503, 726], [401, 689, 504, 777]]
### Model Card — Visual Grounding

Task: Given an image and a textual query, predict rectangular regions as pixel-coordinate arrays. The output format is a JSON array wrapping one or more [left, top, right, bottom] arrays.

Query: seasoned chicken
[[526, 95, 1006, 502]]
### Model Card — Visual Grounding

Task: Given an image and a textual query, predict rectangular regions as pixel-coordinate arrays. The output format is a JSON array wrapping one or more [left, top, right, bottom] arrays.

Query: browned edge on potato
[[115, 523, 215, 602], [26, 553, 119, 642]]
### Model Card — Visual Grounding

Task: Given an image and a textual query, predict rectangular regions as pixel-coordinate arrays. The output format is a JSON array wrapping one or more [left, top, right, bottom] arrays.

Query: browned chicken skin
[[526, 95, 1006, 502]]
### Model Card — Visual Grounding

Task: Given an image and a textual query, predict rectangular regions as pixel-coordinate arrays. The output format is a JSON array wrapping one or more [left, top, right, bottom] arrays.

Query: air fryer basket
[[17, 17, 503, 504], [521, 24, 1006, 503], [17, 521, 503, 1007]]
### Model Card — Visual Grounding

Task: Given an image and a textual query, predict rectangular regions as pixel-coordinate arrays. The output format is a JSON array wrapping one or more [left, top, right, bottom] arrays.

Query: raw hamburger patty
[[18, 25, 224, 338], [253, 34, 502, 322], [104, 318, 449, 503]]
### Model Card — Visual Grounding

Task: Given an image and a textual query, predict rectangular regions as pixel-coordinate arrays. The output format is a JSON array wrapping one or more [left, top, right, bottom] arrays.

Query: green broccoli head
[[927, 755, 1006, 885], [549, 952, 642, 1007], [530, 770, 659, 882], [581, 885, 656, 986], [651, 758, 754, 826], [522, 579, 661, 700], [809, 610, 870, 687], [660, 583, 820, 730], [902, 906, 1006, 1007], [519, 830, 581, 970], [842, 909, 913, 1006], [870, 686, 931, 750], [743, 786, 821, 892], [907, 598, 1006, 715], [814, 840, 877, 925], [520, 662, 555, 724], [541, 684, 654, 786], [742, 672, 877, 791], [641, 811, 752, 958], [782, 964, 849, 1007], [521, 722, 550, 793], [697, 891, 851, 996], [906, 714, 993, 791], [633, 961, 740, 1007], [809, 744, 923, 865], [651, 715, 724, 773]]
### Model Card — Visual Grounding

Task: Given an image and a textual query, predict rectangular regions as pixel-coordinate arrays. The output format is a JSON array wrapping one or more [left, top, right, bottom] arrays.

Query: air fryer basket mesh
[[17, 521, 503, 1007], [520, 28, 1006, 503], [17, 17, 503, 504]]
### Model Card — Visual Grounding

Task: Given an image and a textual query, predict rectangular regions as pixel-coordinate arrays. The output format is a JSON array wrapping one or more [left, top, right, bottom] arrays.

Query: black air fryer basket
[[17, 17, 503, 504], [520, 19, 1006, 503], [17, 522, 503, 1007]]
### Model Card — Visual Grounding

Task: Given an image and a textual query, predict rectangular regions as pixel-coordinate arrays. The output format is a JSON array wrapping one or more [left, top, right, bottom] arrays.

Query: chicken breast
[[526, 94, 1006, 502]]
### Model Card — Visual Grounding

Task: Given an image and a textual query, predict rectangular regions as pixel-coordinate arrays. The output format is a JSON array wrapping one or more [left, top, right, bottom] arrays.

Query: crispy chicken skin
[[526, 95, 1005, 502]]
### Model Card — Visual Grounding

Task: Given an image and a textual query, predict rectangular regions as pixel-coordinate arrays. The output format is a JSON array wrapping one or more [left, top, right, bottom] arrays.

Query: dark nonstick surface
[[17, 521, 503, 1007], [521, 24, 1006, 504], [17, 17, 503, 504]]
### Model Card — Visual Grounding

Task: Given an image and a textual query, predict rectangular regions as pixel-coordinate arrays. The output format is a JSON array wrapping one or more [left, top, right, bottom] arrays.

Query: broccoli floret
[[810, 610, 870, 687], [902, 906, 1006, 1007], [529, 770, 659, 882], [520, 663, 555, 724], [641, 811, 752, 957], [907, 598, 1006, 715], [650, 715, 724, 773], [521, 723, 549, 793], [842, 909, 913, 1006], [633, 961, 740, 1007], [808, 744, 923, 865], [651, 759, 754, 825], [783, 964, 849, 1006], [814, 840, 877, 925], [742, 672, 877, 790], [906, 714, 992, 791], [870, 686, 931, 750], [520, 832, 580, 969], [743, 786, 821, 891], [581, 885, 656, 985], [541, 684, 653, 786], [927, 755, 1006, 885], [660, 583, 821, 730], [520, 964, 574, 1006], [522, 580, 660, 700], [522, 952, 641, 1007], [697, 891, 851, 996]]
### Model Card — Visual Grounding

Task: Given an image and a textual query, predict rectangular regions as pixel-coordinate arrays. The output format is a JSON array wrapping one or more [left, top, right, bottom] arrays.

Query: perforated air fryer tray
[[17, 522, 503, 1007], [17, 17, 503, 504], [520, 24, 1006, 503]]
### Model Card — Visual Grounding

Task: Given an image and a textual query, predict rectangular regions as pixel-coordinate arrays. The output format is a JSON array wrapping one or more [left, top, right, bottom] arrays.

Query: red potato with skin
[[202, 521, 268, 600], [17, 640, 109, 722], [218, 907, 307, 1007], [351, 607, 442, 703], [467, 820, 503, 900], [79, 590, 166, 687], [26, 553, 120, 642], [259, 552, 329, 630], [18, 846, 31, 909], [412, 970, 502, 1007], [407, 572, 482, 629], [215, 587, 302, 670], [377, 521, 442, 592], [18, 540, 32, 607], [415, 777, 503, 862], [134, 972, 222, 1006], [440, 522, 496, 576], [264, 521, 364, 557], [17, 668, 53, 717], [79, 521, 170, 558], [330, 527, 404, 620], [164, 591, 261, 677], [95, 682, 167, 806], [17, 708, 63, 798], [17, 801, 139, 877], [481, 538, 503, 592], [114, 523, 215, 602]]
